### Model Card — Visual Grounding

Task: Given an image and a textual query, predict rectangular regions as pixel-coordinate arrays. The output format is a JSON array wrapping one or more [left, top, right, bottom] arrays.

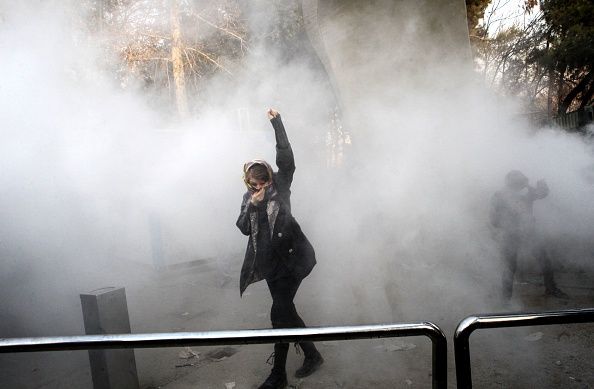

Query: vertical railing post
[[431, 329, 448, 389], [453, 317, 476, 389]]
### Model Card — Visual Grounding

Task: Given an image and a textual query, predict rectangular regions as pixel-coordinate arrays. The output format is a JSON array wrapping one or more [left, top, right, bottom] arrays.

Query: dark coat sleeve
[[527, 181, 549, 201], [270, 115, 295, 192], [236, 192, 253, 236]]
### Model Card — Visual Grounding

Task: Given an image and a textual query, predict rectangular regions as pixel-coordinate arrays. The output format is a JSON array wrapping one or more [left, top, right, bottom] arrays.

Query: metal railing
[[0, 322, 447, 389], [454, 308, 594, 389]]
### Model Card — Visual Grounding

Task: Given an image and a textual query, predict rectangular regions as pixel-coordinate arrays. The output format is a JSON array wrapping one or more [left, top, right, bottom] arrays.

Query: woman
[[236, 108, 323, 389]]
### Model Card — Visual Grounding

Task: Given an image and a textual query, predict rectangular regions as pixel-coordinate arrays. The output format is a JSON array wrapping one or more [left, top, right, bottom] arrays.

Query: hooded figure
[[490, 170, 567, 300], [236, 109, 322, 389]]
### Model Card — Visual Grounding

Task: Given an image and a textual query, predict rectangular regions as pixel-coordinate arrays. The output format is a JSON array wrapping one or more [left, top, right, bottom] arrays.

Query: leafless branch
[[185, 47, 232, 75], [191, 11, 248, 51]]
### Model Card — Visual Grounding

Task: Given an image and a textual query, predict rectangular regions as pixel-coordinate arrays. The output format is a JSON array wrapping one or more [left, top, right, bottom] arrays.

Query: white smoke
[[0, 3, 593, 385]]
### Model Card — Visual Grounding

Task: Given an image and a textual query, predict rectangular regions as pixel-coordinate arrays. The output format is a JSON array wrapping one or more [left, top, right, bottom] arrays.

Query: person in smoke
[[490, 170, 568, 301], [236, 108, 323, 389]]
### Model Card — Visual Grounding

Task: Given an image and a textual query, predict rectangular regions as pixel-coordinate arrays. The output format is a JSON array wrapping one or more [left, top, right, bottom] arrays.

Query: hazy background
[[0, 0, 593, 341]]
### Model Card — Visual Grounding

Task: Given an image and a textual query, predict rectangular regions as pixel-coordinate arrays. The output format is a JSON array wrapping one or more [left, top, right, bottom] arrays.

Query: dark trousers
[[266, 275, 318, 373], [501, 234, 556, 300]]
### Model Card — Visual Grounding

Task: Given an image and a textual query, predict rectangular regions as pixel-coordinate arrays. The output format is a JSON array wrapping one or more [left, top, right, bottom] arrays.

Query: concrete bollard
[[80, 287, 140, 389]]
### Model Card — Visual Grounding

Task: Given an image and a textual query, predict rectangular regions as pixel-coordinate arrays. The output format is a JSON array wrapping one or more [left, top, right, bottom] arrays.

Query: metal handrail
[[0, 322, 447, 389], [454, 308, 594, 389]]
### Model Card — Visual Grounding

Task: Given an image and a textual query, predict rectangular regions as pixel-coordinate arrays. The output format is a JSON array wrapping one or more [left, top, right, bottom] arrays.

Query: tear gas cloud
[[0, 0, 593, 341]]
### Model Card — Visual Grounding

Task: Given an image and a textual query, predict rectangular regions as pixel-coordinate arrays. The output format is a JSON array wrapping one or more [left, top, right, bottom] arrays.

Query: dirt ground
[[1, 258, 593, 389]]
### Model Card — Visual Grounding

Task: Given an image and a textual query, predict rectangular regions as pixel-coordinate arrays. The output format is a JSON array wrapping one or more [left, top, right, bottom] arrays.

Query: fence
[[0, 322, 448, 389], [454, 308, 594, 389]]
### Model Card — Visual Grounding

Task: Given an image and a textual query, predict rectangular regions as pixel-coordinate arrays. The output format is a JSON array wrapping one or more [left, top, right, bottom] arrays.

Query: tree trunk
[[558, 70, 593, 114], [170, 0, 188, 118], [579, 81, 594, 109], [546, 37, 553, 117], [556, 65, 566, 115]]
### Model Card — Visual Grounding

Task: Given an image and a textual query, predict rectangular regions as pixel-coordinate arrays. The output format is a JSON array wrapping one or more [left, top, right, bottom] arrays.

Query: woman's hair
[[243, 159, 273, 191], [247, 164, 270, 182]]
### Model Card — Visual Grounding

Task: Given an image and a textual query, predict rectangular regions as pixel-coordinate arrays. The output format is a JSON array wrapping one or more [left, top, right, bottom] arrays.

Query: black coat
[[236, 116, 316, 296]]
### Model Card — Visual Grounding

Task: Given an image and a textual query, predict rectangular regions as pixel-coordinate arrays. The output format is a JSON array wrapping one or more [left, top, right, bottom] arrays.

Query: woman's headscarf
[[243, 159, 273, 191]]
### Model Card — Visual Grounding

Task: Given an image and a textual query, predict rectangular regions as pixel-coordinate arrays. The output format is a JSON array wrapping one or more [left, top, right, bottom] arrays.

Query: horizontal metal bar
[[0, 322, 447, 389], [454, 308, 594, 389], [0, 323, 435, 353]]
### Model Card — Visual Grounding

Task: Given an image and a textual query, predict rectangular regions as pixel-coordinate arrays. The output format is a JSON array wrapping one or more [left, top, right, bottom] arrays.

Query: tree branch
[[191, 11, 248, 51], [559, 70, 593, 114], [185, 47, 232, 75]]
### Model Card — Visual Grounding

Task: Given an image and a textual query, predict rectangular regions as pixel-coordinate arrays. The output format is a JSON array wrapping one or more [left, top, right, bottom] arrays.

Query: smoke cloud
[[1, 0, 593, 386]]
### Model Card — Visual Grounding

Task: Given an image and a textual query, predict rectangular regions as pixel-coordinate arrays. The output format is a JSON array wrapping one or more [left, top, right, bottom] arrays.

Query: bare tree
[[90, 0, 248, 117]]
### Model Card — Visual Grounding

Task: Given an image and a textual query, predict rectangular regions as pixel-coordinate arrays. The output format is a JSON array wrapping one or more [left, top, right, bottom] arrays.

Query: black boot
[[295, 350, 324, 378], [258, 370, 287, 389]]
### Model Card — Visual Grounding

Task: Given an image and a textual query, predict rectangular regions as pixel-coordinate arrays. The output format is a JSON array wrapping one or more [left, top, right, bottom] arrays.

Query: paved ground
[[1, 257, 593, 389]]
